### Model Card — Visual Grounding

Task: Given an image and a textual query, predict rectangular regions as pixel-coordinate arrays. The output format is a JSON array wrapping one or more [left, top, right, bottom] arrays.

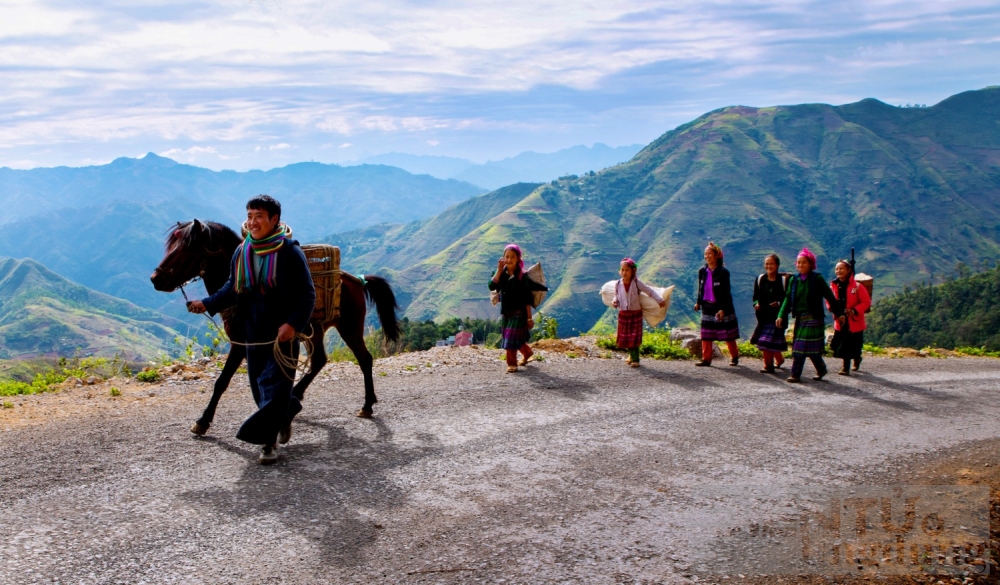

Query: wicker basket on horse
[[302, 244, 348, 322]]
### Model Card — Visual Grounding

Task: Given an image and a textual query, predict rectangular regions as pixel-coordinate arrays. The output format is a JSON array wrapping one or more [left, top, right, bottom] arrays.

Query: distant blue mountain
[[353, 143, 643, 190], [0, 154, 485, 310]]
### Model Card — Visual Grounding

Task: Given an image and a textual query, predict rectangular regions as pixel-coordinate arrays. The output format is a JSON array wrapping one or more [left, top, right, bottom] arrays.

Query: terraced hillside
[[0, 258, 185, 360], [334, 87, 1000, 334]]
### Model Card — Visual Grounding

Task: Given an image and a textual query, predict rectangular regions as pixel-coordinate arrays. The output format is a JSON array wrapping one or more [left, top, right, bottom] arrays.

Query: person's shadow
[[178, 415, 441, 569]]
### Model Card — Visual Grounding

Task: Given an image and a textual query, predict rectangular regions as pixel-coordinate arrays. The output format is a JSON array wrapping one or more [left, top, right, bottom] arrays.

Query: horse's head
[[151, 219, 235, 293]]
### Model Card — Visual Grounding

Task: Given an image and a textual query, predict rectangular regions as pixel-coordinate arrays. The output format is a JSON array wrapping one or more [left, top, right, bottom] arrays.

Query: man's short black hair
[[246, 194, 281, 219]]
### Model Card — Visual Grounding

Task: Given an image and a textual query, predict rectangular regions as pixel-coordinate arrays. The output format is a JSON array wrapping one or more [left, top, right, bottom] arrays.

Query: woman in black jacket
[[751, 254, 789, 373], [489, 244, 548, 373], [694, 242, 740, 367]]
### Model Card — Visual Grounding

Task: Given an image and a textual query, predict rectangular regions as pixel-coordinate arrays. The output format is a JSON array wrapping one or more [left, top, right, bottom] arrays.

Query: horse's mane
[[165, 220, 242, 254]]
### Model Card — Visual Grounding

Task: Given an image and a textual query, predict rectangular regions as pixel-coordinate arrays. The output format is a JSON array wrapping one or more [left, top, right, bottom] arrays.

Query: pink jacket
[[828, 277, 871, 333]]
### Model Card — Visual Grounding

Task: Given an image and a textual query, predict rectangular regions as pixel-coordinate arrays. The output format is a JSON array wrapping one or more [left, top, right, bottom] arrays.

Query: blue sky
[[1, 0, 998, 170]]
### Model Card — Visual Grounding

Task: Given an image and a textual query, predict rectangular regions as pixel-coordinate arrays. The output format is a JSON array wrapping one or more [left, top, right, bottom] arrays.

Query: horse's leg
[[339, 318, 376, 418], [291, 321, 327, 401], [191, 344, 246, 436]]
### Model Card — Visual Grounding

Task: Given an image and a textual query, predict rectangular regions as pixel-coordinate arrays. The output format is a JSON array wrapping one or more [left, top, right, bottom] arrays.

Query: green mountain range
[[0, 154, 484, 311], [333, 87, 1000, 335], [0, 257, 187, 360]]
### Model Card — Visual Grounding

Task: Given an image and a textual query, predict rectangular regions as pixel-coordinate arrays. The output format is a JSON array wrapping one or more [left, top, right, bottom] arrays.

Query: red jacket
[[827, 277, 871, 333]]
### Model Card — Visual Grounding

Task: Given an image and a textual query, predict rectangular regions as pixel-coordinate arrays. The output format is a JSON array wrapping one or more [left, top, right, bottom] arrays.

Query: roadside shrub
[[109, 387, 121, 397], [597, 331, 694, 360], [136, 370, 160, 383], [954, 346, 1000, 358], [734, 341, 762, 359], [0, 371, 67, 397], [862, 343, 886, 355], [531, 312, 559, 341]]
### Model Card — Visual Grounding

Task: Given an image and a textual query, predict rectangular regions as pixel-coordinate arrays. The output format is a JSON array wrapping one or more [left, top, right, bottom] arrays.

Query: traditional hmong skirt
[[700, 304, 740, 341], [831, 329, 864, 360], [616, 309, 644, 349], [753, 323, 788, 352], [791, 315, 825, 356], [500, 311, 530, 350]]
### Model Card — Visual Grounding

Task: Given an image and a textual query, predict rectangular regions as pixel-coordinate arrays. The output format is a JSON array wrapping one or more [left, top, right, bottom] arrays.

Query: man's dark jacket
[[203, 240, 316, 342]]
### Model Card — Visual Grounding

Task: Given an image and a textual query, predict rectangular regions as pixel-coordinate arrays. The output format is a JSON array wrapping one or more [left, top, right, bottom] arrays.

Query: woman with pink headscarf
[[776, 248, 843, 383], [489, 244, 548, 373]]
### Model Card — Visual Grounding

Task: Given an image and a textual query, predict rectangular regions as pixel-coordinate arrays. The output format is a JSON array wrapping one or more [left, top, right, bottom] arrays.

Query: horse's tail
[[363, 275, 402, 343]]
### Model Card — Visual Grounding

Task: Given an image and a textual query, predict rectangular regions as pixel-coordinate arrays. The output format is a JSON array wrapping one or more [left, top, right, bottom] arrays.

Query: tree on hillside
[[867, 263, 1000, 350]]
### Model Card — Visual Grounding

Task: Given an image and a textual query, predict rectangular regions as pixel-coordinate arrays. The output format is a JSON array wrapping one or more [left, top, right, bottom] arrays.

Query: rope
[[180, 283, 315, 382], [227, 325, 315, 382]]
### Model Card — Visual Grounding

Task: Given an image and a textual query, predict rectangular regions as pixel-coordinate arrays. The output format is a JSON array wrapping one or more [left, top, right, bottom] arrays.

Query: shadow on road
[[811, 378, 922, 411], [179, 415, 442, 571], [520, 368, 598, 401]]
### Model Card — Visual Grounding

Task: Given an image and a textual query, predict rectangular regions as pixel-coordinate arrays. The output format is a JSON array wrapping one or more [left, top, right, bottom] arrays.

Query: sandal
[[506, 366, 518, 373], [629, 361, 640, 368], [519, 355, 535, 367]]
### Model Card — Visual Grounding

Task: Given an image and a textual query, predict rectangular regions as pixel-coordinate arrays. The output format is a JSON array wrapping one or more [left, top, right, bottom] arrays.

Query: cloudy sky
[[1, 0, 998, 170]]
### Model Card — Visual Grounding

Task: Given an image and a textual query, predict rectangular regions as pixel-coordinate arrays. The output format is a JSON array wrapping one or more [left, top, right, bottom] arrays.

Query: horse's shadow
[[178, 415, 442, 569]]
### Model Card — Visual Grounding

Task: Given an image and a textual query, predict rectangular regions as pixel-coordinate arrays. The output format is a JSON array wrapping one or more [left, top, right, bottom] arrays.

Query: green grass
[[954, 346, 1000, 358], [735, 341, 762, 359], [0, 370, 67, 397], [109, 387, 121, 397], [862, 343, 886, 355], [596, 331, 695, 360]]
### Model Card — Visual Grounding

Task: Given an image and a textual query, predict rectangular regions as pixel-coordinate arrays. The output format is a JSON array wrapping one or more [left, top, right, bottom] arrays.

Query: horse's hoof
[[190, 421, 209, 436], [356, 409, 373, 418]]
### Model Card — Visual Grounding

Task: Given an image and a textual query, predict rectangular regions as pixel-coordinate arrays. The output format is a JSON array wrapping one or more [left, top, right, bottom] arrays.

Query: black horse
[[150, 220, 401, 434]]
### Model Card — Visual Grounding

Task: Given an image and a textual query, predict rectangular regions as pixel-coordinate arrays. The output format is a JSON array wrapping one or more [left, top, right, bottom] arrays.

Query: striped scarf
[[235, 224, 288, 293]]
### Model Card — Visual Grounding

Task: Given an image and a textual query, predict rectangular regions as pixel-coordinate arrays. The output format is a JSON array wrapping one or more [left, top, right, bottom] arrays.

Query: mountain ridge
[[334, 86, 1000, 335], [0, 257, 187, 360]]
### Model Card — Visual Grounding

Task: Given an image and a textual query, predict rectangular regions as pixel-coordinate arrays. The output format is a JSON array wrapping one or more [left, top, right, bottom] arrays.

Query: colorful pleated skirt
[[752, 323, 788, 352], [500, 311, 530, 350], [616, 309, 644, 349], [791, 315, 825, 356], [700, 304, 740, 341]]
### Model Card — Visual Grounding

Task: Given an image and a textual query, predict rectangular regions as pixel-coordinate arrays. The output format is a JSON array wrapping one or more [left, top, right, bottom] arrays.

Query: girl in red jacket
[[828, 260, 871, 375]]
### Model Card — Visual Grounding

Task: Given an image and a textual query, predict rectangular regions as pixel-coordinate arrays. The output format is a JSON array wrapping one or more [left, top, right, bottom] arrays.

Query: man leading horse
[[188, 195, 316, 465]]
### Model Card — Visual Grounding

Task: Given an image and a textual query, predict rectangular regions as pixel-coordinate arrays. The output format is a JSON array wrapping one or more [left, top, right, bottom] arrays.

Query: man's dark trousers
[[236, 342, 303, 445]]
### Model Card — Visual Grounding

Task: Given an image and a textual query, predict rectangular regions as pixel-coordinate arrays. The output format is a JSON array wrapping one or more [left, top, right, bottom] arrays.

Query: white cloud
[[0, 0, 996, 169], [160, 146, 236, 162]]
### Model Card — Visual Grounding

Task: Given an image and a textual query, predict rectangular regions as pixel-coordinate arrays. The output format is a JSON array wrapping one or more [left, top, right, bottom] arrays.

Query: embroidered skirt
[[831, 329, 864, 360], [791, 315, 825, 356], [700, 304, 740, 341], [500, 311, 530, 350], [752, 323, 788, 352], [616, 310, 644, 349]]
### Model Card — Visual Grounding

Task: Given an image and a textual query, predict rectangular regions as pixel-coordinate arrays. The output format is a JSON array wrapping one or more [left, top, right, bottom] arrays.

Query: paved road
[[1, 349, 998, 584]]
